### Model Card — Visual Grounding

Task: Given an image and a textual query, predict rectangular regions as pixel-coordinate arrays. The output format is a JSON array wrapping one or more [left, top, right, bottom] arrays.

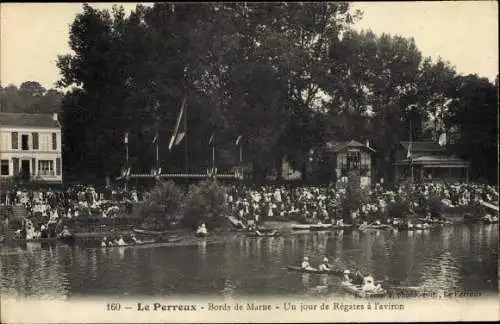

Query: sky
[[0, 2, 498, 90]]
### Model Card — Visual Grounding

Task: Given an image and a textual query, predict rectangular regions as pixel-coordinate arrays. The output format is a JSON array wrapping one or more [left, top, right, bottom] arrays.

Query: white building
[[0, 112, 63, 183]]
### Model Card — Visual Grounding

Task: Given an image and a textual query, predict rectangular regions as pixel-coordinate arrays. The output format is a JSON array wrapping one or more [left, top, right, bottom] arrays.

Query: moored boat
[[309, 224, 333, 231], [100, 236, 182, 249], [133, 228, 169, 236], [246, 230, 280, 237], [340, 281, 387, 298], [286, 265, 343, 276]]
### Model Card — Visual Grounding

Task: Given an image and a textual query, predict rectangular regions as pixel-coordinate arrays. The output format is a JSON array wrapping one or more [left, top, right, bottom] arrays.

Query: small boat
[[331, 224, 353, 230], [3, 235, 75, 244], [341, 281, 387, 298], [133, 228, 169, 236], [309, 224, 333, 231], [291, 224, 314, 231], [358, 224, 393, 231], [246, 230, 280, 237], [101, 236, 182, 249], [482, 216, 499, 224], [286, 265, 343, 276]]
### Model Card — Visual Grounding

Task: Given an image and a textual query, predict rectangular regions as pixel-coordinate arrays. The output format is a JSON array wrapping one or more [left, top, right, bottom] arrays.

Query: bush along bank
[[134, 180, 230, 231]]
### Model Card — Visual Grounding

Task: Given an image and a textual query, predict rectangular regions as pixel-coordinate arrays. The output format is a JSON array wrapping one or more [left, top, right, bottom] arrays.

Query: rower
[[59, 225, 72, 238], [362, 273, 381, 292], [318, 257, 331, 271], [116, 235, 127, 246], [342, 270, 352, 282], [196, 222, 208, 235], [130, 234, 142, 244], [101, 236, 108, 247], [301, 256, 314, 270]]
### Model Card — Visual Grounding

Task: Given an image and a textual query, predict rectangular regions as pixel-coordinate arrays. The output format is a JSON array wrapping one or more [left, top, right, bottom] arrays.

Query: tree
[[445, 74, 498, 183]]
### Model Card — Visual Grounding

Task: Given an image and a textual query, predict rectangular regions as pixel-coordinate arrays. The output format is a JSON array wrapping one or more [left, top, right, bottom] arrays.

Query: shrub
[[134, 180, 185, 230], [182, 180, 229, 230]]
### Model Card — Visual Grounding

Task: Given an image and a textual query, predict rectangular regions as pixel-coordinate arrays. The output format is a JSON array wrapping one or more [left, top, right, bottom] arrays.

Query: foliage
[[445, 74, 498, 183], [55, 3, 494, 184], [182, 180, 229, 229], [341, 171, 367, 220], [0, 82, 63, 114], [134, 180, 185, 230]]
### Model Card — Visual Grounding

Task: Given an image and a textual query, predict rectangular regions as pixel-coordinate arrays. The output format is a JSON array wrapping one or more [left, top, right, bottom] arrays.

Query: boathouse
[[325, 139, 375, 188], [394, 141, 469, 183]]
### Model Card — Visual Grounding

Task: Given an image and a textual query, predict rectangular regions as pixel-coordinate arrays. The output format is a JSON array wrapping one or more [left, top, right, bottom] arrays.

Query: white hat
[[303, 256, 309, 261], [344, 270, 350, 274], [323, 257, 329, 262]]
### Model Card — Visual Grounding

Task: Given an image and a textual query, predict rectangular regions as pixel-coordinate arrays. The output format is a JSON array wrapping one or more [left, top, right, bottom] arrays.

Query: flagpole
[[125, 133, 129, 192], [184, 99, 188, 175], [410, 119, 414, 183], [156, 123, 159, 177]]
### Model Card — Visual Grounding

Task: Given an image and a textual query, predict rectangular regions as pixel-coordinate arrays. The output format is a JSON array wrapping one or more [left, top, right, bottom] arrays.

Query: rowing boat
[[309, 224, 333, 231], [133, 228, 169, 235], [100, 237, 183, 249], [246, 230, 280, 237], [358, 224, 393, 231], [341, 281, 387, 298], [2, 235, 75, 244], [286, 265, 343, 276]]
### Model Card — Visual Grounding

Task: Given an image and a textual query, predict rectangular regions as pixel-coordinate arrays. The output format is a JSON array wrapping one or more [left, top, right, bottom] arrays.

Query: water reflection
[[1, 224, 497, 298]]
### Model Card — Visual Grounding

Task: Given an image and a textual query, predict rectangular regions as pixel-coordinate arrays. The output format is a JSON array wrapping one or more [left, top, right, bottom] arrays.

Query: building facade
[[325, 140, 375, 188], [0, 113, 62, 183], [394, 141, 469, 183]]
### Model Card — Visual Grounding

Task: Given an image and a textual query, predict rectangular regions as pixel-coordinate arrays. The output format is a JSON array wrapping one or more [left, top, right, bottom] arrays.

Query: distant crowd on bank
[[225, 181, 499, 225], [1, 180, 498, 236]]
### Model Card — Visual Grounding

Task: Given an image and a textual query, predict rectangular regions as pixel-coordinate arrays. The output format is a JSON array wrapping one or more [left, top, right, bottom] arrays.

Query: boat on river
[[1, 234, 75, 245], [246, 230, 280, 237], [286, 265, 343, 276], [341, 281, 387, 298], [358, 224, 393, 231], [133, 228, 170, 236], [100, 237, 183, 249]]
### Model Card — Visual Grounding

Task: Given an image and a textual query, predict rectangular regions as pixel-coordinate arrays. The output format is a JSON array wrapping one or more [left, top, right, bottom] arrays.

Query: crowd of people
[[224, 181, 499, 226], [1, 179, 498, 239], [0, 185, 142, 240]]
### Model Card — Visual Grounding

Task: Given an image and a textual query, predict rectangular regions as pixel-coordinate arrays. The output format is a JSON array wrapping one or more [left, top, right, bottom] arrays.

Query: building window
[[56, 158, 61, 176], [52, 133, 57, 150], [347, 150, 361, 170], [21, 134, 29, 150], [11, 132, 18, 149], [38, 160, 54, 176], [0, 160, 9, 175], [32, 132, 39, 150]]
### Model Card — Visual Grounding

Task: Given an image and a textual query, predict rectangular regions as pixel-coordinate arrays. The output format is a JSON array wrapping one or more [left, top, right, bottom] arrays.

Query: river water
[[0, 224, 497, 299]]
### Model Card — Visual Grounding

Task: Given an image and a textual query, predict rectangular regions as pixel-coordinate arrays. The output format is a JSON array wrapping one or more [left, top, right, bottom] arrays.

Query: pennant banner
[[235, 135, 242, 146], [169, 97, 187, 150]]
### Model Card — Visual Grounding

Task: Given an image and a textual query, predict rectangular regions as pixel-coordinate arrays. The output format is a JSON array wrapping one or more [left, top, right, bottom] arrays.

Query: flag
[[169, 97, 187, 150], [209, 133, 215, 146], [235, 135, 242, 146], [438, 132, 447, 147], [406, 143, 412, 160], [124, 132, 129, 144]]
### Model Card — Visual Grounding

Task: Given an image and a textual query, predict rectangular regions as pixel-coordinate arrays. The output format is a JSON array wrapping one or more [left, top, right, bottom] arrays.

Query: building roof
[[325, 139, 375, 152], [394, 155, 469, 167], [400, 141, 443, 152], [0, 112, 60, 129]]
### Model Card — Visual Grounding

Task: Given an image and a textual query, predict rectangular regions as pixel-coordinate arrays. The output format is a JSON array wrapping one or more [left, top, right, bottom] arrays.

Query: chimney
[[53, 113, 58, 121]]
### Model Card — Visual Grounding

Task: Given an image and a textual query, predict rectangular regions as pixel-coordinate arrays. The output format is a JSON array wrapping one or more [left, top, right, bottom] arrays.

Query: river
[[1, 224, 497, 299]]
